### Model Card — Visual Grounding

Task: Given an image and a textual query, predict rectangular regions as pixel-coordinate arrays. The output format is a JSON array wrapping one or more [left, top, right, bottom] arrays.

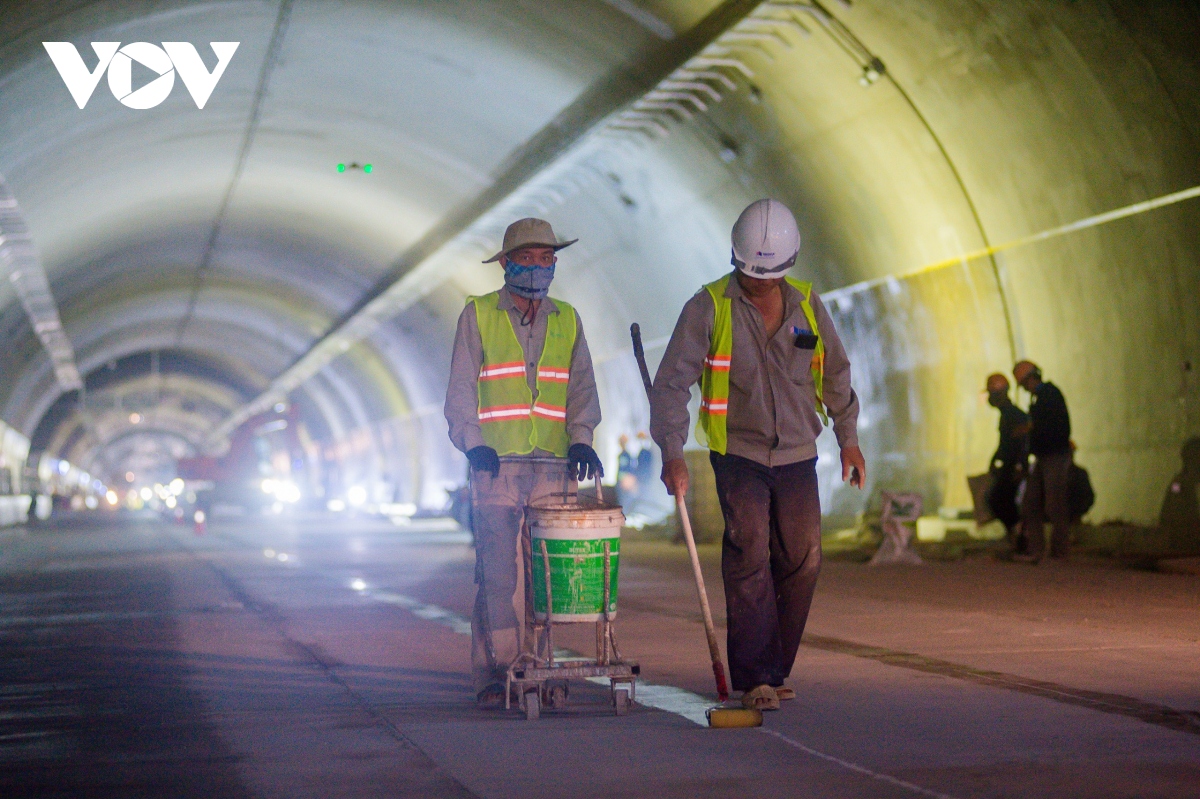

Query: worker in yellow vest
[[650, 199, 865, 712], [444, 218, 603, 705]]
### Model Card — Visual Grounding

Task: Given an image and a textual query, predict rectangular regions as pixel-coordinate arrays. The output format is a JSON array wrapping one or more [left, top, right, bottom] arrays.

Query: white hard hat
[[730, 199, 800, 278]]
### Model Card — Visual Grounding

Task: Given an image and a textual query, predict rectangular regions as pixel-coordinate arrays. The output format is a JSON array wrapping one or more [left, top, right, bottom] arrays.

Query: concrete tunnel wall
[[0, 0, 1197, 523]]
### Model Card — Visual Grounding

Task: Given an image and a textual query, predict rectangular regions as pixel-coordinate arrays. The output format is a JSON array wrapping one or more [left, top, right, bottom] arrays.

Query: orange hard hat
[[1012, 360, 1040, 383], [985, 373, 1009, 393]]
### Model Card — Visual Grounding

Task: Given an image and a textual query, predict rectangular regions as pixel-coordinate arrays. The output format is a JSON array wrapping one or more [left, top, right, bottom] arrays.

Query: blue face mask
[[503, 260, 555, 299]]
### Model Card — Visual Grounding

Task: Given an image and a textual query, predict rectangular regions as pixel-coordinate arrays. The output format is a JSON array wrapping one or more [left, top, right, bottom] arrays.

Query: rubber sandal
[[741, 684, 780, 711], [773, 686, 796, 701]]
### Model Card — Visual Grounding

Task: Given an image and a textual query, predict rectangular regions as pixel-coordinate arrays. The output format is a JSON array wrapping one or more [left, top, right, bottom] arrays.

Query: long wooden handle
[[676, 494, 730, 701], [632, 321, 729, 702]]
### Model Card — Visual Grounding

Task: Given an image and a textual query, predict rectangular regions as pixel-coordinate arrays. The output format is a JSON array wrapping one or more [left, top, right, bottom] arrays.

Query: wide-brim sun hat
[[483, 218, 577, 263]]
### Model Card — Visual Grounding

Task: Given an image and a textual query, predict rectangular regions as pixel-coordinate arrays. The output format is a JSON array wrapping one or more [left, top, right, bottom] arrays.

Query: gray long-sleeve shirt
[[650, 272, 859, 467], [445, 287, 601, 456]]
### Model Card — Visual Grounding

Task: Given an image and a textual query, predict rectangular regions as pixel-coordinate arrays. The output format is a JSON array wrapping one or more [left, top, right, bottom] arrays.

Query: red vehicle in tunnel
[[177, 407, 310, 516]]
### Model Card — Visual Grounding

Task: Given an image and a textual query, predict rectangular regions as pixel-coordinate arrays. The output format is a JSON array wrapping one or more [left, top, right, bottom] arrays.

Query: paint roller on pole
[[631, 323, 761, 728]]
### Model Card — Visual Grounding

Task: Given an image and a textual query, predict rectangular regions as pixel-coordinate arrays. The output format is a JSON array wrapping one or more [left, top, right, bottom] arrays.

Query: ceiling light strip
[[0, 176, 82, 392]]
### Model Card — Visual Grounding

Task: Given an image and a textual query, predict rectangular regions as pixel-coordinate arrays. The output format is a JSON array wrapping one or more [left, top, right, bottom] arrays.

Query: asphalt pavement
[[2, 511, 1198, 798]]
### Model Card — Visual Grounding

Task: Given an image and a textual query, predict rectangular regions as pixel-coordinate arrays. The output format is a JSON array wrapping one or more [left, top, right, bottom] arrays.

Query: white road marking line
[[370, 591, 963, 799], [371, 590, 473, 635], [758, 729, 963, 799], [587, 678, 712, 725]]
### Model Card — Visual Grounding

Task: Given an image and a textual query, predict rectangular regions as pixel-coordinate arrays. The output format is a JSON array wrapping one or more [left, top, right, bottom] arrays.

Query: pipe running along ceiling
[[0, 0, 1197, 522]]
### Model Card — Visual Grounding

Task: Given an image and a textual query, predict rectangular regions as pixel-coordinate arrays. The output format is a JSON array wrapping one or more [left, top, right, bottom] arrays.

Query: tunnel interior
[[1, 0, 1198, 530]]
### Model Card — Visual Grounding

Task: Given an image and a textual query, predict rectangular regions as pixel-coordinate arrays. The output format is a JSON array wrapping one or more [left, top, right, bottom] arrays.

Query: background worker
[[444, 218, 604, 704], [650, 199, 865, 712], [1013, 360, 1072, 561], [1160, 437, 1200, 553], [984, 373, 1029, 553]]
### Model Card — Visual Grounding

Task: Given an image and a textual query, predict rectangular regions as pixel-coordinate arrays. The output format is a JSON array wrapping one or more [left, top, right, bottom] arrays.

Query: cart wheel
[[524, 690, 540, 721], [548, 682, 569, 710], [613, 685, 632, 716]]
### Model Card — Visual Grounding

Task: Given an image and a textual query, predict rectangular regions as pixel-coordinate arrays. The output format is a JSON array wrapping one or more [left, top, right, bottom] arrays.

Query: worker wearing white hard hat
[[650, 199, 865, 712]]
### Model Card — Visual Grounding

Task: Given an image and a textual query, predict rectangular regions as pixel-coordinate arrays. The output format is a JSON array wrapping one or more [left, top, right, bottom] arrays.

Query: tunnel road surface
[[2, 512, 1199, 798]]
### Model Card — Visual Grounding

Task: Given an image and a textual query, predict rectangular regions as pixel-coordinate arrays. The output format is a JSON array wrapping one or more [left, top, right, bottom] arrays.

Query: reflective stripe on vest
[[696, 274, 827, 455], [471, 291, 577, 457]]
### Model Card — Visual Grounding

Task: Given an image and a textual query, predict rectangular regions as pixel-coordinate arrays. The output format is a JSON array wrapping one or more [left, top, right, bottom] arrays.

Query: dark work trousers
[[710, 452, 822, 692], [1021, 450, 1073, 559], [987, 466, 1024, 551]]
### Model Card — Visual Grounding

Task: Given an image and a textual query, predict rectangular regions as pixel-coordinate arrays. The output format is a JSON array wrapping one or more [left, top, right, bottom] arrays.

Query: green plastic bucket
[[529, 500, 624, 622]]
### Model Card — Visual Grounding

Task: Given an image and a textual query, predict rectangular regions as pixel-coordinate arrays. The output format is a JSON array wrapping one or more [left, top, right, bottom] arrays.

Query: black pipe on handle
[[630, 323, 654, 395]]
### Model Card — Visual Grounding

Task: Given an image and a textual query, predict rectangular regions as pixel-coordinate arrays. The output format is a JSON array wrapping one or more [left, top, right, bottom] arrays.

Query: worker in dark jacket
[[1014, 360, 1072, 561], [984, 373, 1028, 551]]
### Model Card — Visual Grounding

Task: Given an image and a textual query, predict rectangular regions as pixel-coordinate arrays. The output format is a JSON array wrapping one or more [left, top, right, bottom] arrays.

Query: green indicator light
[[363, 164, 373, 174], [337, 163, 346, 172]]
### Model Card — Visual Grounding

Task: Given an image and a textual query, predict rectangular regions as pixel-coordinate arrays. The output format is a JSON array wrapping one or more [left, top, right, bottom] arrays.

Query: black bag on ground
[[987, 470, 1023, 528], [1068, 463, 1095, 520]]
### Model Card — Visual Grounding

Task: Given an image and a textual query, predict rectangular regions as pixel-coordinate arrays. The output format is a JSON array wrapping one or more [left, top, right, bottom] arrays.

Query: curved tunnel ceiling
[[0, 0, 1197, 521]]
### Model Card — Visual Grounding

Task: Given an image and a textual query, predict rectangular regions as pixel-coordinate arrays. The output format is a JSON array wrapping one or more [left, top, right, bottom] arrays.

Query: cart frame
[[505, 534, 639, 719]]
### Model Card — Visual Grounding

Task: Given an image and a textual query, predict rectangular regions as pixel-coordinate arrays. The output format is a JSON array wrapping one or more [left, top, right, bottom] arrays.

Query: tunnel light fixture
[[633, 100, 693, 123], [658, 80, 722, 103], [350, 578, 367, 592], [859, 57, 886, 87], [645, 89, 708, 112], [672, 69, 736, 91], [717, 136, 739, 163], [0, 177, 82, 392], [129, 412, 142, 424], [720, 30, 788, 51]]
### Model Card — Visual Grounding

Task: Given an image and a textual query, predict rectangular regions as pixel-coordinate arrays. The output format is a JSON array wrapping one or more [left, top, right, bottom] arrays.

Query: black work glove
[[568, 443, 604, 482], [466, 445, 500, 478]]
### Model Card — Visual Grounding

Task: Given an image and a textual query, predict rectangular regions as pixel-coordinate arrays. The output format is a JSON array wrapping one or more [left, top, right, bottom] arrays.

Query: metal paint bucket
[[529, 500, 624, 622]]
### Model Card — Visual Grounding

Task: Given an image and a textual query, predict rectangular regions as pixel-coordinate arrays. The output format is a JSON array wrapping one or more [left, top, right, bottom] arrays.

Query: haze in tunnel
[[0, 0, 1197, 526]]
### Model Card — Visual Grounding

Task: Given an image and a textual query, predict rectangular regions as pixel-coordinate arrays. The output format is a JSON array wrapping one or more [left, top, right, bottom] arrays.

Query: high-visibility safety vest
[[697, 273, 827, 455], [471, 291, 577, 457]]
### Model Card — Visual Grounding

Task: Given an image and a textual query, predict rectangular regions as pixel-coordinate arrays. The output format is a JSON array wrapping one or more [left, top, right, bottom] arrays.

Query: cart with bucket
[[506, 479, 639, 720]]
